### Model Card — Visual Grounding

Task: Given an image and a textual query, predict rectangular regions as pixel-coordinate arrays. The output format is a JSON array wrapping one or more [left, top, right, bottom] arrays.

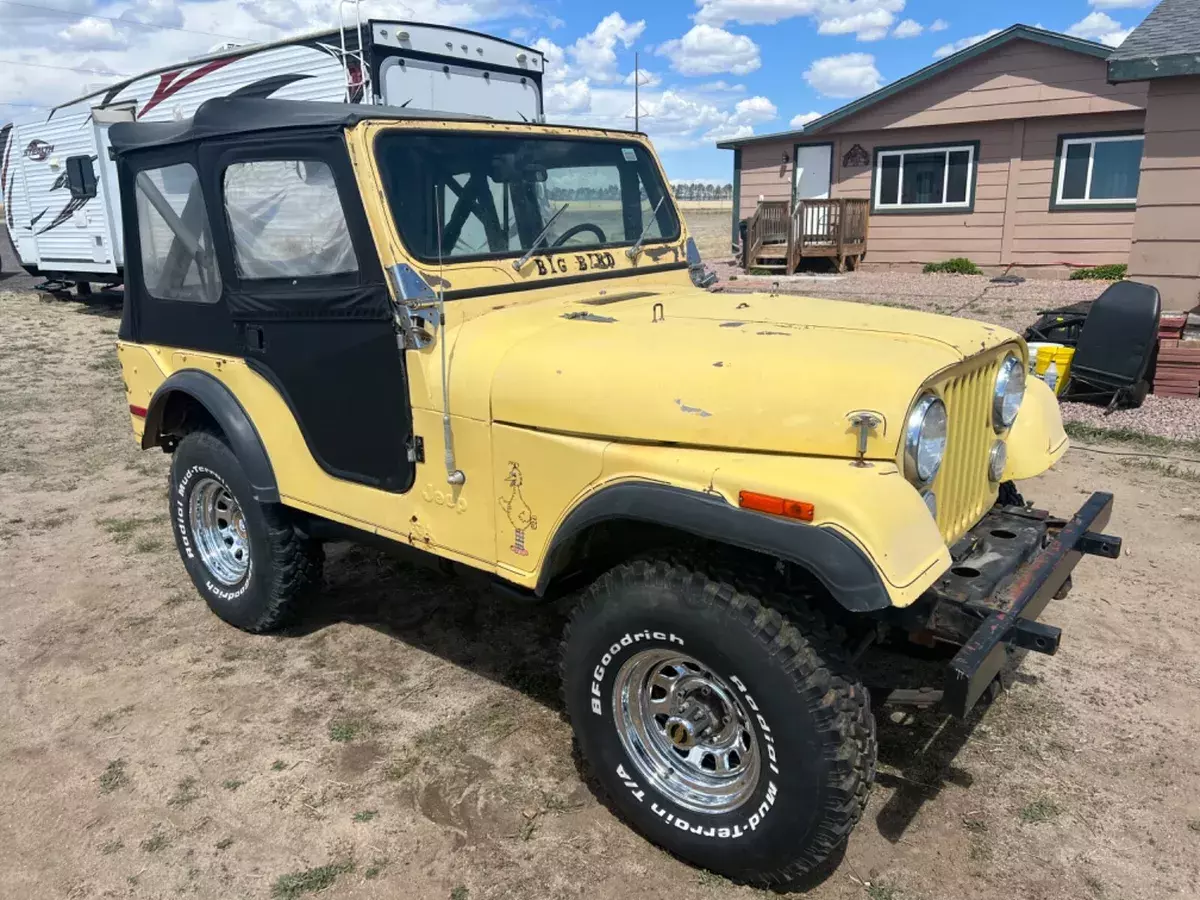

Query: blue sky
[[0, 0, 1159, 181]]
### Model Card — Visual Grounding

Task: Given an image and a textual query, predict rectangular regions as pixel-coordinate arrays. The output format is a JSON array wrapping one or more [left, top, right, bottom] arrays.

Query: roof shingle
[[1108, 0, 1200, 82]]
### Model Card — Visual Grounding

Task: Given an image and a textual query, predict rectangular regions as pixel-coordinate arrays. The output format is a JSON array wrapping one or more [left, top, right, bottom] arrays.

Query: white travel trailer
[[0, 17, 545, 289]]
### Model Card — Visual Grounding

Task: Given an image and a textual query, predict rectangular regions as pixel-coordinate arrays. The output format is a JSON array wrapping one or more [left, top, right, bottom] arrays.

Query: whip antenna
[[436, 189, 465, 486]]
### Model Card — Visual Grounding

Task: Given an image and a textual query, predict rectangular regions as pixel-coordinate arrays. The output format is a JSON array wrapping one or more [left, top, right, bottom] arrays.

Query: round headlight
[[993, 354, 1025, 431], [989, 440, 1007, 482], [904, 394, 948, 485]]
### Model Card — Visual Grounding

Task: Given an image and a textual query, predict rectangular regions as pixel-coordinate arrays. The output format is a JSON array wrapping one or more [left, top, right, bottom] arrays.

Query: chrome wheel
[[189, 476, 249, 585], [613, 649, 760, 814]]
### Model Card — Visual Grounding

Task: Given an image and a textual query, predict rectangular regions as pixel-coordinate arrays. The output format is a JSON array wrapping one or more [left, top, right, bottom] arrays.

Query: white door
[[94, 105, 135, 270], [794, 144, 832, 241]]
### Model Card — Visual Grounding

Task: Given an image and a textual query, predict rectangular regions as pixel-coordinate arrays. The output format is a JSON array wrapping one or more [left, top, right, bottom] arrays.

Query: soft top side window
[[222, 159, 358, 280], [134, 162, 222, 304]]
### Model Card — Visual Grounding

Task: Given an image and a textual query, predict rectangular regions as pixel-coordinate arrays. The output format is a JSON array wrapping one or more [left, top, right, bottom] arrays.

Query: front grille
[[931, 352, 1005, 544]]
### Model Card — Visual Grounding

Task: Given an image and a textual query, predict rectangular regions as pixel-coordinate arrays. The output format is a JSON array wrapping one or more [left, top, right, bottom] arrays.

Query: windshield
[[375, 131, 679, 265]]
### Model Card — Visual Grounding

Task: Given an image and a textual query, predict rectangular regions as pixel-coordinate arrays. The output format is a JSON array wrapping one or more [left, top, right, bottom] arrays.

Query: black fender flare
[[536, 482, 892, 613], [142, 369, 280, 503]]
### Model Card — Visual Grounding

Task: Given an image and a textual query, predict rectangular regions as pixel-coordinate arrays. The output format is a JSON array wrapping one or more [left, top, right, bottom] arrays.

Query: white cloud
[[693, 0, 907, 42], [1067, 11, 1132, 47], [891, 18, 922, 38], [933, 28, 1002, 59], [789, 110, 822, 128], [545, 77, 593, 115], [695, 80, 746, 93], [569, 12, 644, 83], [657, 24, 761, 77], [929, 18, 949, 31], [734, 95, 777, 122], [705, 122, 754, 142], [1088, 0, 1154, 8], [803, 52, 881, 98], [624, 69, 663, 88], [59, 17, 129, 51]]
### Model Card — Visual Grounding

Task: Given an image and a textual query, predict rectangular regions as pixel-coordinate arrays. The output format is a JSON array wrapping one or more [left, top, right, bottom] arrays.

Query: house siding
[[1128, 76, 1200, 310], [728, 37, 1149, 271]]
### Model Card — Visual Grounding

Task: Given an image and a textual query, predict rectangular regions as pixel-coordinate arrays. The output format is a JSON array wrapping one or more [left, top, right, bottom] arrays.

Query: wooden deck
[[742, 198, 869, 274]]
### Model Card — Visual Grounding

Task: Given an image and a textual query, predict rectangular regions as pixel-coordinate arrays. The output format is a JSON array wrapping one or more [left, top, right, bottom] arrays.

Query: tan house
[[718, 25, 1150, 276], [1107, 0, 1200, 311]]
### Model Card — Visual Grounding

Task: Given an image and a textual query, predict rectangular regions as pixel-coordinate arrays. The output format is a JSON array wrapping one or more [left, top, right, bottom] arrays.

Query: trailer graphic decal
[[0, 124, 12, 228], [138, 57, 238, 119]]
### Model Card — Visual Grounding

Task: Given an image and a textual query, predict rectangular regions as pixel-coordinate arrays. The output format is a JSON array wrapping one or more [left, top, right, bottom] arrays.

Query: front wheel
[[560, 560, 875, 886], [169, 429, 322, 632]]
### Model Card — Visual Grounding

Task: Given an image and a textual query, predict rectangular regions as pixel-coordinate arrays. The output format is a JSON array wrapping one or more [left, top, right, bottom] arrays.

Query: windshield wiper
[[626, 195, 666, 261], [512, 201, 570, 271]]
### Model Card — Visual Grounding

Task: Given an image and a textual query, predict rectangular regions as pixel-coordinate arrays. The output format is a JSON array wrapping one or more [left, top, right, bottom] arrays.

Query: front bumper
[[899, 491, 1121, 718]]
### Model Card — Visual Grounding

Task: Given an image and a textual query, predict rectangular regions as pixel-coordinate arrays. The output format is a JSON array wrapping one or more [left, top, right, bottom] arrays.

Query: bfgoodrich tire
[[560, 559, 875, 887], [169, 429, 322, 632]]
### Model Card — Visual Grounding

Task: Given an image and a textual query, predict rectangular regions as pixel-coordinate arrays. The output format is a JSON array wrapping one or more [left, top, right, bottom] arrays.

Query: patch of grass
[[167, 776, 201, 808], [450, 887, 469, 900], [140, 830, 170, 853], [962, 817, 987, 834], [99, 759, 128, 794], [216, 837, 234, 851], [1070, 263, 1126, 281], [1118, 457, 1200, 484], [96, 516, 154, 544], [384, 756, 419, 782], [271, 860, 355, 899], [866, 882, 900, 900], [99, 839, 124, 855], [1019, 797, 1061, 824], [328, 717, 368, 743], [696, 869, 732, 887], [271, 759, 288, 771], [363, 858, 387, 879], [222, 779, 244, 791], [352, 809, 377, 823], [92, 705, 135, 731], [1064, 421, 1200, 456], [134, 536, 163, 553], [923, 257, 981, 275]]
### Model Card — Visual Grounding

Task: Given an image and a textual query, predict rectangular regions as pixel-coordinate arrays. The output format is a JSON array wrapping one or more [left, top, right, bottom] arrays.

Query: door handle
[[245, 325, 265, 352]]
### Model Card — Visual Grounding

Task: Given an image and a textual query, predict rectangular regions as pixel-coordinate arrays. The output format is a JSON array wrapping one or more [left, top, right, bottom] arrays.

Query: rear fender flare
[[142, 369, 280, 503], [535, 482, 891, 613]]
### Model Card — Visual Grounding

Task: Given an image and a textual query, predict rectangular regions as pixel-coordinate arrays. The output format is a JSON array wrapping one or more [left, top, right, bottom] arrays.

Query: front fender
[[1003, 377, 1068, 481]]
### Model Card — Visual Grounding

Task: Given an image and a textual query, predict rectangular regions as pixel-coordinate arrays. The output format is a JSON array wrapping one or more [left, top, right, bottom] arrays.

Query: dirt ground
[[3, 231, 1200, 900]]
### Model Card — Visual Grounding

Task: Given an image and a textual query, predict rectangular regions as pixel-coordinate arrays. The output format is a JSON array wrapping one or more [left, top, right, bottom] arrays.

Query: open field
[[3, 251, 1200, 900]]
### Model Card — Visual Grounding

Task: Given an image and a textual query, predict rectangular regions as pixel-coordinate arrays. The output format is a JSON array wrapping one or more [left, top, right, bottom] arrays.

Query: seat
[[1061, 281, 1161, 409]]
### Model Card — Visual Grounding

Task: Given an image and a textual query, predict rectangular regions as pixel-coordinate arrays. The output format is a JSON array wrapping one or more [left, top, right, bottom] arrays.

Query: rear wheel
[[560, 559, 875, 887], [169, 430, 322, 632]]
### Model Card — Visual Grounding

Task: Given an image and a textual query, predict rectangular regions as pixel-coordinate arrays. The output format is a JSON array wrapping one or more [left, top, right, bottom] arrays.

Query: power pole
[[634, 51, 640, 132]]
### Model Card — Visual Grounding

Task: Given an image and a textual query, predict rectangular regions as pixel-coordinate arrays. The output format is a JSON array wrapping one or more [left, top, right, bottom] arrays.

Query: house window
[[874, 144, 976, 212], [1053, 134, 1143, 209]]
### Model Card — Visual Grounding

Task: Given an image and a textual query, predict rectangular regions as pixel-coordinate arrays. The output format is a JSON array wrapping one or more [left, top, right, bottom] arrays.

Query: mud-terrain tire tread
[[172, 429, 323, 633], [559, 557, 876, 888]]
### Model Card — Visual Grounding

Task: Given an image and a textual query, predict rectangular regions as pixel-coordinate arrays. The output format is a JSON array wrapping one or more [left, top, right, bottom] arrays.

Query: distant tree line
[[670, 182, 734, 201]]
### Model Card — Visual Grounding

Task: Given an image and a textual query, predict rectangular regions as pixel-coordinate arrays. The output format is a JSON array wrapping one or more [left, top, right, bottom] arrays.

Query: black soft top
[[109, 97, 636, 154]]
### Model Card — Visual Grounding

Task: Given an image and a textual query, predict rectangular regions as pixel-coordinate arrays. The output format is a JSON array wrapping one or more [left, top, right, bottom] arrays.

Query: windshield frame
[[372, 128, 682, 268]]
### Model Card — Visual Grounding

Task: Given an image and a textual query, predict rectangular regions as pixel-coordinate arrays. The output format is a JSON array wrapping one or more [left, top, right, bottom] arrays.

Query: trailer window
[[135, 162, 221, 304], [223, 159, 358, 279]]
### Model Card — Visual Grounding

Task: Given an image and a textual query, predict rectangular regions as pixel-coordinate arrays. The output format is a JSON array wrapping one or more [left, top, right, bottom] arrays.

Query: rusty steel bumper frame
[[937, 491, 1121, 718]]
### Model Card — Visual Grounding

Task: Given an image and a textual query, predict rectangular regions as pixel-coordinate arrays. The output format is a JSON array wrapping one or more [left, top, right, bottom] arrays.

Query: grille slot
[[932, 354, 1004, 544]]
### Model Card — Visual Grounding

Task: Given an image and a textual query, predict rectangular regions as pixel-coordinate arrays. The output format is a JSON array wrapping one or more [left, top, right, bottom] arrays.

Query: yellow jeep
[[112, 97, 1120, 885]]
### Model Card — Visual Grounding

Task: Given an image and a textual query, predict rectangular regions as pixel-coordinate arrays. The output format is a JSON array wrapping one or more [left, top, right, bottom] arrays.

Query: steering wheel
[[552, 223, 607, 247]]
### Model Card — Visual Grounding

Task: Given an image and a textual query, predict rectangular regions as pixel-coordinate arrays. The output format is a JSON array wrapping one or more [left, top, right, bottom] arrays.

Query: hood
[[488, 288, 1017, 459]]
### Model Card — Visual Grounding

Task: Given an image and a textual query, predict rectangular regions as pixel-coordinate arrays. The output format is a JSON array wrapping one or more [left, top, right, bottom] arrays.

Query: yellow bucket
[[1026, 343, 1075, 395]]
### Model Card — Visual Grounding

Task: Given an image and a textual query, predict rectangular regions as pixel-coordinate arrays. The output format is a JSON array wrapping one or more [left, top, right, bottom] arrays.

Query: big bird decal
[[499, 462, 538, 556]]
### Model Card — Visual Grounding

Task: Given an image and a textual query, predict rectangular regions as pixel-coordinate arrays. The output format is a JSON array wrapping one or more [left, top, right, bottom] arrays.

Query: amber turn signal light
[[738, 491, 814, 522]]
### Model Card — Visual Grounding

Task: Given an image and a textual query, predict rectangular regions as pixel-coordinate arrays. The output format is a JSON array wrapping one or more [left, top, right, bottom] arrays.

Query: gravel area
[[1060, 396, 1200, 444], [708, 261, 1200, 441]]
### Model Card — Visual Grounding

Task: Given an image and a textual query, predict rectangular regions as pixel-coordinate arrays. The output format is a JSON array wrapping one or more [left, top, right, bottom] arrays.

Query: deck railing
[[743, 200, 790, 268], [743, 197, 870, 272]]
